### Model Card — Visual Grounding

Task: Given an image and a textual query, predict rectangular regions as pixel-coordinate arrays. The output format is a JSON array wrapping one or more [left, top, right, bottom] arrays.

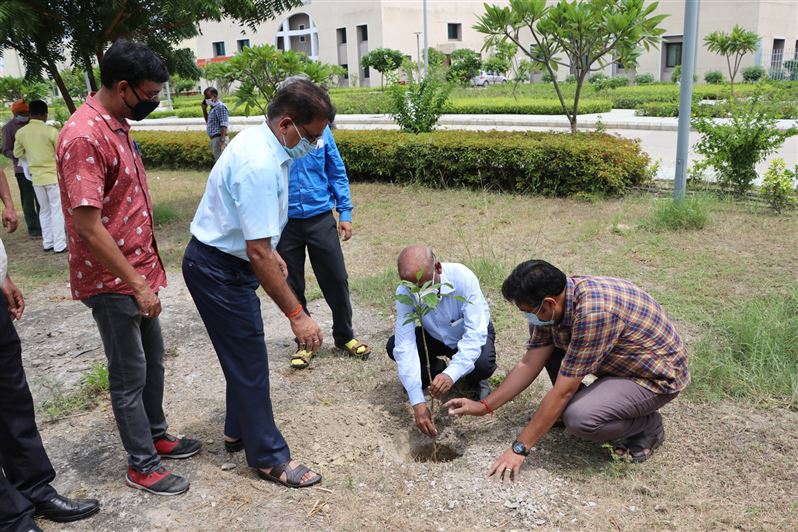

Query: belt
[[210, 133, 221, 139]]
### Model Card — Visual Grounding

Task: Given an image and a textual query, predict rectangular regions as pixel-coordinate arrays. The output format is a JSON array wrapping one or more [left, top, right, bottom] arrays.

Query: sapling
[[395, 270, 468, 459]]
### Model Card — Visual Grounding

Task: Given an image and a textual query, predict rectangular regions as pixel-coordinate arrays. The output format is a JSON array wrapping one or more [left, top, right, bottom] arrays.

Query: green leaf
[[395, 294, 416, 307]]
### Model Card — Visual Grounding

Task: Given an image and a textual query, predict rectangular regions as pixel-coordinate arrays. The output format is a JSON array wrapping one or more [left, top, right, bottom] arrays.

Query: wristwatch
[[512, 440, 530, 457]]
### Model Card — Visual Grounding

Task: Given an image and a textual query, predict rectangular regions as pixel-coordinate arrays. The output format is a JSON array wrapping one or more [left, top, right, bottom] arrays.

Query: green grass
[[641, 195, 712, 232], [349, 267, 397, 309], [689, 287, 798, 409], [41, 362, 109, 419], [153, 203, 182, 226]]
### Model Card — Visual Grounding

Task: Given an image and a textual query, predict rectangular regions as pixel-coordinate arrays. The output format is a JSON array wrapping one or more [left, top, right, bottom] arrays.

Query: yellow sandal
[[290, 348, 314, 369], [337, 339, 371, 360]]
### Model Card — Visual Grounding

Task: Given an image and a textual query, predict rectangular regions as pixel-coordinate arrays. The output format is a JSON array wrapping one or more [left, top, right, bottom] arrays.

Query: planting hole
[[410, 443, 462, 463]]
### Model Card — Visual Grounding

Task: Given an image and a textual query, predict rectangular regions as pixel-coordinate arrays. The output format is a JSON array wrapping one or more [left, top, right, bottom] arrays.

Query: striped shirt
[[206, 101, 229, 138], [528, 276, 690, 395]]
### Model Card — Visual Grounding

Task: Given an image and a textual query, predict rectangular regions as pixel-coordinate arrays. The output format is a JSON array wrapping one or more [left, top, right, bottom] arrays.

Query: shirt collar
[[85, 92, 129, 133], [559, 277, 576, 328], [438, 264, 455, 295], [261, 122, 291, 167]]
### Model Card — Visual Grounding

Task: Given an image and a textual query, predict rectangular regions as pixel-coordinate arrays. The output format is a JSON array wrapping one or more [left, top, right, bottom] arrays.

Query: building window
[[665, 42, 682, 68], [358, 24, 368, 42], [363, 66, 370, 78], [337, 27, 347, 44], [300, 35, 306, 43], [212, 41, 226, 57], [448, 23, 462, 41], [276, 36, 284, 50], [237, 39, 250, 52], [341, 64, 349, 79]]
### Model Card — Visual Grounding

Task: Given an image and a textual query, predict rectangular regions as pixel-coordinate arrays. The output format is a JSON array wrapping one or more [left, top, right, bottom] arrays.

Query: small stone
[[503, 501, 519, 509], [587, 501, 597, 507], [221, 462, 236, 471], [534, 519, 546, 526], [628, 505, 638, 512]]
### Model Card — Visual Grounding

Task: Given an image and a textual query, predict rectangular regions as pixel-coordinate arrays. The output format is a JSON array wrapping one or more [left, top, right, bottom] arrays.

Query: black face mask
[[124, 84, 159, 121]]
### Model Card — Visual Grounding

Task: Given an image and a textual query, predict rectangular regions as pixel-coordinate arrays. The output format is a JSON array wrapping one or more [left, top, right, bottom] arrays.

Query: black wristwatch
[[512, 440, 530, 457]]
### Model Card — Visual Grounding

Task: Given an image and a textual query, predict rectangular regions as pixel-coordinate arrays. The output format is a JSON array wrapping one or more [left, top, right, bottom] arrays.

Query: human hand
[[133, 285, 161, 319], [2, 206, 18, 233], [338, 221, 352, 241], [487, 447, 526, 483], [412, 403, 437, 437], [1, 277, 24, 320], [444, 397, 487, 417], [428, 373, 454, 398], [290, 312, 323, 352], [274, 250, 288, 279]]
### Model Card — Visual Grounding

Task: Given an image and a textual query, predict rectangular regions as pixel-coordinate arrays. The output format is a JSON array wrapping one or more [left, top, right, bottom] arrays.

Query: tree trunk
[[47, 59, 76, 114], [85, 56, 98, 92]]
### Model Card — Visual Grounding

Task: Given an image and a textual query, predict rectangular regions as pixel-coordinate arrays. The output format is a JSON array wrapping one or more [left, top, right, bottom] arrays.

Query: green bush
[[388, 77, 451, 133], [742, 66, 766, 82], [541, 72, 555, 83], [671, 65, 698, 83], [704, 70, 724, 84], [134, 129, 652, 197], [634, 73, 656, 84], [641, 195, 710, 232], [690, 287, 798, 409], [761, 159, 797, 214], [444, 98, 612, 115], [333, 130, 652, 196], [565, 74, 576, 83]]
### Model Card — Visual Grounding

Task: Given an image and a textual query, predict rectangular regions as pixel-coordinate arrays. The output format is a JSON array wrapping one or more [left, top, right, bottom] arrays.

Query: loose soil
[[16, 274, 798, 531]]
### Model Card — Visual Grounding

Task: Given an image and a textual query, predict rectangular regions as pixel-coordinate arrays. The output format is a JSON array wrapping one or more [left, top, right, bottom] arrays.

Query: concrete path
[[132, 110, 798, 181]]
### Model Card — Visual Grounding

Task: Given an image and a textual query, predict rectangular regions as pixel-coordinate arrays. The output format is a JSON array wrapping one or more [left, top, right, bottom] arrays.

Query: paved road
[[132, 110, 798, 181]]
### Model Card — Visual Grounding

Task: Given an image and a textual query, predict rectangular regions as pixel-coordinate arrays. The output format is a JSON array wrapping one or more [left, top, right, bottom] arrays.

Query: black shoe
[[154, 433, 202, 459], [225, 438, 244, 453], [25, 525, 44, 532], [42, 247, 53, 253], [34, 494, 100, 523]]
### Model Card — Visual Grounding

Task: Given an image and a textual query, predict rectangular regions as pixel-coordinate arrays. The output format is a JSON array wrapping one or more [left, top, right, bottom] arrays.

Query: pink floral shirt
[[56, 94, 166, 300]]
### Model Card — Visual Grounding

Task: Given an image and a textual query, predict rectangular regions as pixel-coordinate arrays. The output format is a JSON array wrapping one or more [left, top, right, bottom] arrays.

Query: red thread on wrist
[[286, 305, 303, 319], [480, 399, 494, 416]]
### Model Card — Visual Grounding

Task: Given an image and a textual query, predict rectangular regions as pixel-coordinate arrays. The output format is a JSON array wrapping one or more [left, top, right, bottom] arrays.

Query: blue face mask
[[282, 120, 320, 160], [14, 115, 28, 123], [525, 300, 556, 327]]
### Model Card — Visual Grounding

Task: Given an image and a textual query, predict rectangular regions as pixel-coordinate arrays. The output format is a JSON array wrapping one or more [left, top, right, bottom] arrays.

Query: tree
[[1, 0, 302, 113], [483, 56, 511, 75], [388, 77, 452, 133], [447, 49, 482, 85], [360, 48, 405, 89], [475, 0, 667, 132], [170, 74, 200, 96], [704, 25, 759, 98], [223, 44, 343, 117], [0, 76, 51, 105]]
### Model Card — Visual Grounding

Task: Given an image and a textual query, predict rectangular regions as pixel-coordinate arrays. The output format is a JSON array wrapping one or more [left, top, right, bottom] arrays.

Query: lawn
[[3, 168, 797, 529]]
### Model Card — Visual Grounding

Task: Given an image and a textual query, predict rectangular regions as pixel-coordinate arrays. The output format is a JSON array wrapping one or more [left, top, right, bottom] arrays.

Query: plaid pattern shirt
[[206, 101, 229, 138], [528, 276, 690, 395]]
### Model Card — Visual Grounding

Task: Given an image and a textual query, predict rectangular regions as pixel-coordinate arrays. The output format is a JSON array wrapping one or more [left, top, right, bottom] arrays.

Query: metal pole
[[414, 32, 422, 80], [423, 0, 429, 78], [674, 0, 700, 201]]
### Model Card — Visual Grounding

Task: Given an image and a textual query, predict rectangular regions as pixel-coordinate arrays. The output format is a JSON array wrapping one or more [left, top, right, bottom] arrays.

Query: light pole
[[413, 31, 422, 80], [423, 0, 429, 78], [674, 0, 700, 201]]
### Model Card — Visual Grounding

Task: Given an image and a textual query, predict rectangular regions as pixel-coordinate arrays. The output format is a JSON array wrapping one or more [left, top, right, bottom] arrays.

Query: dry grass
[[4, 168, 798, 530]]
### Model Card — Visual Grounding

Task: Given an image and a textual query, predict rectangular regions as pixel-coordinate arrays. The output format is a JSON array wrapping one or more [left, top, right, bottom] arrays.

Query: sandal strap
[[284, 463, 311, 485]]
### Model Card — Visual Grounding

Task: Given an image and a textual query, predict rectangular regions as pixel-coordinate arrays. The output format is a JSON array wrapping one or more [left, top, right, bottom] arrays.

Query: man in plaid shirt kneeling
[[446, 259, 689, 481]]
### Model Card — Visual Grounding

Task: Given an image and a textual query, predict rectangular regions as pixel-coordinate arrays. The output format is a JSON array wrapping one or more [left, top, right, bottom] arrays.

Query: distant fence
[[760, 48, 798, 81]]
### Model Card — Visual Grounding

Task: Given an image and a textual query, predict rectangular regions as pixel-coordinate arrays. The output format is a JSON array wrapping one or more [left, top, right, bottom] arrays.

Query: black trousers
[[0, 295, 57, 532], [386, 322, 497, 387], [276, 211, 354, 347], [14, 172, 41, 237]]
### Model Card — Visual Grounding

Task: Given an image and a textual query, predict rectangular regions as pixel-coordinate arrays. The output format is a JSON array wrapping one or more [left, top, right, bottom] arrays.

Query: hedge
[[132, 129, 652, 197], [636, 100, 798, 119], [443, 98, 612, 115]]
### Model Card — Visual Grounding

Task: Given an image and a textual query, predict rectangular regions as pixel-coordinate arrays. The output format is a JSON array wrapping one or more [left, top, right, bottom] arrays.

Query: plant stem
[[419, 326, 438, 460]]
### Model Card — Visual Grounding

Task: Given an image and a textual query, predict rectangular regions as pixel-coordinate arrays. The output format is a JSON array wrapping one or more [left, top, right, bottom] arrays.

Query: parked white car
[[470, 71, 508, 87]]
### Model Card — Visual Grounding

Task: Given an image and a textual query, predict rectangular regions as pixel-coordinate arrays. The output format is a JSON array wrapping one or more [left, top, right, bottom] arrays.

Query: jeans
[[14, 173, 40, 236], [83, 293, 167, 473]]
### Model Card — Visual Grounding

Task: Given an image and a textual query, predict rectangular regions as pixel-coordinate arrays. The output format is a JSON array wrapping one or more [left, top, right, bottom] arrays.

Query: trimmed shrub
[[761, 159, 797, 214], [132, 129, 652, 197], [742, 66, 765, 82], [671, 65, 698, 83], [704, 70, 724, 84], [634, 73, 656, 84], [565, 74, 576, 83], [444, 98, 612, 115], [333, 130, 651, 196], [541, 72, 555, 83]]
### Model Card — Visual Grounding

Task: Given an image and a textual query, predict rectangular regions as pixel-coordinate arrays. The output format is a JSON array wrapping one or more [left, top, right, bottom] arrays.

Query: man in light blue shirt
[[277, 123, 371, 370], [183, 78, 333, 489], [386, 245, 497, 437]]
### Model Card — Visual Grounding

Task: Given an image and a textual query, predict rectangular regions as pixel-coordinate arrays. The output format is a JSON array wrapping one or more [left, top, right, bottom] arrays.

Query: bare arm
[[0, 168, 18, 233], [73, 206, 161, 317], [246, 238, 323, 349]]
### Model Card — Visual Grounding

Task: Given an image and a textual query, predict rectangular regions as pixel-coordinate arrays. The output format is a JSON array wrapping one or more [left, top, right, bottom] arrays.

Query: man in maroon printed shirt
[[56, 40, 200, 496]]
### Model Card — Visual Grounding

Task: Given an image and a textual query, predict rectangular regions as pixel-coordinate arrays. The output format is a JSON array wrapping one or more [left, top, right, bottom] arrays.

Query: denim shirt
[[287, 126, 353, 222]]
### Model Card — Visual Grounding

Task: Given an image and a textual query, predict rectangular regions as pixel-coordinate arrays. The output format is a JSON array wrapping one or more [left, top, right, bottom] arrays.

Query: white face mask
[[205, 98, 216, 106]]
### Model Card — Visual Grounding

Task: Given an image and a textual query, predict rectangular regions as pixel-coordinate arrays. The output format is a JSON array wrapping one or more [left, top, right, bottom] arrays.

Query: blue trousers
[[182, 238, 290, 468]]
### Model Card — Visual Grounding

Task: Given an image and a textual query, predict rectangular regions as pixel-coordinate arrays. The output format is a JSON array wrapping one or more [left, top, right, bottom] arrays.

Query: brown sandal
[[290, 348, 314, 369], [336, 339, 371, 360], [257, 461, 321, 488]]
